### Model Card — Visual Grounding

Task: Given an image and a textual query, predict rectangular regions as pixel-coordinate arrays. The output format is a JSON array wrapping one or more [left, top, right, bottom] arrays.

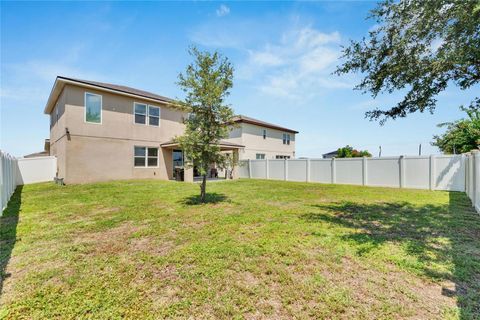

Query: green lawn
[[1, 179, 479, 319]]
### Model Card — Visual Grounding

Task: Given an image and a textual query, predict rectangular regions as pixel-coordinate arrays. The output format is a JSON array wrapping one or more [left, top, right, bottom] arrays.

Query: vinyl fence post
[[472, 150, 479, 209], [306, 158, 310, 182], [284, 159, 288, 181], [265, 159, 269, 180], [362, 157, 368, 186], [429, 154, 436, 190], [399, 155, 405, 188], [0, 152, 3, 215], [331, 157, 336, 184], [248, 159, 252, 179]]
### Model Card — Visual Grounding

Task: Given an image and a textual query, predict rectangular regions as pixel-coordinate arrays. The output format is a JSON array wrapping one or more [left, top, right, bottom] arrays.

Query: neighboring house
[[226, 115, 298, 160], [322, 150, 338, 159], [24, 139, 50, 158], [44, 76, 297, 184]]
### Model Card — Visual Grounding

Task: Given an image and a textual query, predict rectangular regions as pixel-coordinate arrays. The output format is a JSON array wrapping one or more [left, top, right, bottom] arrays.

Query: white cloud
[[216, 4, 230, 17], [242, 26, 349, 101]]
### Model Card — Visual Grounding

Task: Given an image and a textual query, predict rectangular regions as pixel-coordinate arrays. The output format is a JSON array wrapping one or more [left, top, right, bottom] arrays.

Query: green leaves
[[175, 47, 236, 200], [336, 0, 480, 123], [431, 99, 480, 154], [336, 145, 372, 158]]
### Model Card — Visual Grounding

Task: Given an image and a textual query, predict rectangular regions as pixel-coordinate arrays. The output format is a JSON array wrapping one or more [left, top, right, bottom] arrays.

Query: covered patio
[[160, 140, 244, 183]]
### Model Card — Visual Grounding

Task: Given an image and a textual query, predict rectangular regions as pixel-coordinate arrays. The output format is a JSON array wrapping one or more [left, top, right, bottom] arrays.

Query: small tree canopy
[[175, 47, 236, 202], [337, 145, 372, 158], [335, 0, 480, 123], [431, 102, 480, 154]]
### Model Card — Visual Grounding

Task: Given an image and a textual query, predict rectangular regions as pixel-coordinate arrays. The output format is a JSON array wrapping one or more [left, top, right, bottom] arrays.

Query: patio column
[[184, 167, 194, 183], [232, 149, 240, 180]]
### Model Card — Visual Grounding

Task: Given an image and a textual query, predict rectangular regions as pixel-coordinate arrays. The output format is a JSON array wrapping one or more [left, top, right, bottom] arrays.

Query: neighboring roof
[[23, 151, 49, 158], [322, 150, 338, 157], [44, 76, 173, 114], [232, 115, 299, 134], [160, 140, 245, 149]]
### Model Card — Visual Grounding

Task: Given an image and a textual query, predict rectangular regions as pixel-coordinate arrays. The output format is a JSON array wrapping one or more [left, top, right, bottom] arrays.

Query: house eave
[[43, 77, 174, 114]]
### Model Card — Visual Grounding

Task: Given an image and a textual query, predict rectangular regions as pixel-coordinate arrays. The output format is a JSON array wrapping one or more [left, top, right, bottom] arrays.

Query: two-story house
[[45, 76, 298, 184], [226, 115, 297, 160]]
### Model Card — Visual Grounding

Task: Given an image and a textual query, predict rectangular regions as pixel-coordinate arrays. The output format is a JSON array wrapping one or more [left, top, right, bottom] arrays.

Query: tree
[[335, 0, 480, 124], [337, 145, 372, 158], [176, 47, 235, 202], [432, 102, 480, 154]]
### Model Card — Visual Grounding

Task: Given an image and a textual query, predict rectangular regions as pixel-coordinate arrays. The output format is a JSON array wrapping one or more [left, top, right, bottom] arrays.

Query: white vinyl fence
[[1, 151, 18, 214], [465, 151, 480, 212], [240, 154, 480, 214], [240, 155, 466, 191], [1, 151, 57, 215]]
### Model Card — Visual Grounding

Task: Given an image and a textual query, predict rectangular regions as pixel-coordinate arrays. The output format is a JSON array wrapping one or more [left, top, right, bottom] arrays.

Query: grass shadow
[[180, 192, 229, 205], [301, 192, 480, 319], [0, 185, 22, 299]]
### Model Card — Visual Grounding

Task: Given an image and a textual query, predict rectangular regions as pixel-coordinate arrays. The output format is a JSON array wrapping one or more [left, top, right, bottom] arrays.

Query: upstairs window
[[283, 133, 291, 145], [134, 103, 160, 126], [134, 103, 147, 124], [263, 129, 267, 139], [85, 93, 102, 124], [256, 153, 265, 160], [148, 106, 160, 126], [134, 146, 158, 167]]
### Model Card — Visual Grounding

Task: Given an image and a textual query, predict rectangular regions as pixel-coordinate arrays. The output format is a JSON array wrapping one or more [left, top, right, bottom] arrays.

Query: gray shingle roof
[[232, 115, 298, 134], [57, 76, 173, 103]]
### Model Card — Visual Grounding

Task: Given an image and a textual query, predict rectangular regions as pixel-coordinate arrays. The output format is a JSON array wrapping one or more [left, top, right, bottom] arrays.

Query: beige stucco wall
[[226, 123, 296, 160], [48, 84, 185, 184], [64, 136, 172, 184]]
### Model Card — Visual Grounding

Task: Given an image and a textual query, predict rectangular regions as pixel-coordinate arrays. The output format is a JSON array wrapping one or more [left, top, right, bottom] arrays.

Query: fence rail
[[1, 151, 57, 215], [240, 153, 480, 214]]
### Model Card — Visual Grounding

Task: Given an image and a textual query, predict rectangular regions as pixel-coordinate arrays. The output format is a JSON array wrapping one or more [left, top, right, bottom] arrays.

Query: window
[[283, 133, 291, 145], [134, 103, 160, 126], [148, 106, 160, 126], [276, 155, 291, 159], [134, 103, 147, 124], [262, 129, 267, 140], [85, 92, 102, 123], [134, 146, 158, 167], [55, 105, 59, 122], [256, 153, 265, 160]]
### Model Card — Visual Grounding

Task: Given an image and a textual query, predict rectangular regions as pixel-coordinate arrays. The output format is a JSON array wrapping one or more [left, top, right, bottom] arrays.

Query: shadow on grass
[[0, 185, 22, 299], [301, 191, 480, 319], [180, 192, 229, 205]]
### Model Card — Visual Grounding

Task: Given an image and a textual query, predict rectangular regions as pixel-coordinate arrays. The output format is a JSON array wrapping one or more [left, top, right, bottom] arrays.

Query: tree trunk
[[200, 174, 207, 202]]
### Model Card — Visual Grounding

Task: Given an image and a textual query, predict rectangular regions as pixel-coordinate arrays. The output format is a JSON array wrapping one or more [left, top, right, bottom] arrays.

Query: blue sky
[[1, 1, 476, 157]]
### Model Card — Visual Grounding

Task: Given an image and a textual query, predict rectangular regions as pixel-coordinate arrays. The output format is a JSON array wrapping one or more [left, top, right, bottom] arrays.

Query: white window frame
[[84, 92, 102, 124], [133, 102, 161, 126], [133, 102, 148, 125], [134, 146, 159, 168], [283, 133, 291, 145], [148, 105, 160, 126], [256, 153, 266, 160]]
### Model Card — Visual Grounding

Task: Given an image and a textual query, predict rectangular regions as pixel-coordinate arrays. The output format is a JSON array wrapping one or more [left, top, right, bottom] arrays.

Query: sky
[[1, 1, 477, 158]]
